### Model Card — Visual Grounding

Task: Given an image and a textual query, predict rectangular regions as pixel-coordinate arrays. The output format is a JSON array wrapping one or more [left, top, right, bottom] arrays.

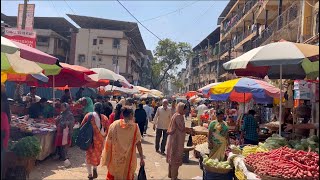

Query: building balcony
[[221, 0, 259, 39], [252, 2, 300, 48]]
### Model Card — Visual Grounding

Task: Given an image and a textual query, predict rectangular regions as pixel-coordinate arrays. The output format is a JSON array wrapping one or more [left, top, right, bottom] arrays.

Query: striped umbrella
[[209, 77, 281, 104]]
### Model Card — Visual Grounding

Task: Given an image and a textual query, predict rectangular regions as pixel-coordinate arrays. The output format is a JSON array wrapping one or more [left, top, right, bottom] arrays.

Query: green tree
[[150, 38, 192, 89]]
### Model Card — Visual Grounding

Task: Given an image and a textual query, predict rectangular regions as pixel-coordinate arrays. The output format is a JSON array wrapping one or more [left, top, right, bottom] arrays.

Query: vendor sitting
[[29, 98, 48, 119]]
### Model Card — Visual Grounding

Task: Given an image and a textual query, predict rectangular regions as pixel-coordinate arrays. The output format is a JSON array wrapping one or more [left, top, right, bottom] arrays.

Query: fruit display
[[242, 143, 269, 157], [229, 145, 241, 154], [203, 155, 232, 169], [195, 142, 210, 155], [263, 134, 288, 150], [192, 135, 207, 146], [264, 121, 280, 129], [289, 135, 319, 153], [245, 146, 319, 179]]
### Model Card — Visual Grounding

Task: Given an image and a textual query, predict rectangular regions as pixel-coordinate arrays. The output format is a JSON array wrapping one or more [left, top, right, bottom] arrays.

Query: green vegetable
[[11, 136, 41, 158]]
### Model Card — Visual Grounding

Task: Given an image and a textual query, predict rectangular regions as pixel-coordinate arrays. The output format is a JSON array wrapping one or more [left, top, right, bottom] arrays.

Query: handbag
[[137, 166, 147, 180], [62, 127, 69, 146]]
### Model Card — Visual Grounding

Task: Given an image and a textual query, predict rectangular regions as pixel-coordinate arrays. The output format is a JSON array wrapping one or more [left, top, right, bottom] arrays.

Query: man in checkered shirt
[[240, 110, 259, 145]]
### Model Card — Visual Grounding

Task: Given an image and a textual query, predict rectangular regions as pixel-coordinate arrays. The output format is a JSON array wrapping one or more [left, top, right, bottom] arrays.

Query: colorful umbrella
[[4, 73, 49, 83], [1, 36, 18, 54], [140, 93, 159, 99], [209, 78, 281, 104], [198, 83, 221, 95], [149, 89, 164, 98], [185, 91, 198, 98], [1, 52, 43, 74], [223, 42, 319, 79], [10, 40, 58, 65]]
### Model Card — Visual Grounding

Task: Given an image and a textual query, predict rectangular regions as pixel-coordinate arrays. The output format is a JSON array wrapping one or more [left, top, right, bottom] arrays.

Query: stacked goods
[[245, 146, 319, 179], [242, 144, 269, 157], [263, 134, 288, 150], [192, 135, 207, 146], [229, 145, 241, 154], [264, 121, 280, 129], [289, 135, 319, 153], [242, 145, 258, 157], [203, 155, 232, 170]]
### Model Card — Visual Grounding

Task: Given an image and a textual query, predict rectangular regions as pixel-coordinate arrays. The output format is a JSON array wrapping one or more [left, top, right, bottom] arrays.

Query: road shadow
[[141, 140, 154, 145]]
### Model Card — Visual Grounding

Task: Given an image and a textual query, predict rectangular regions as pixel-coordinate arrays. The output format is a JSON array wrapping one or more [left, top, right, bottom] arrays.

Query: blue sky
[[1, 0, 228, 52]]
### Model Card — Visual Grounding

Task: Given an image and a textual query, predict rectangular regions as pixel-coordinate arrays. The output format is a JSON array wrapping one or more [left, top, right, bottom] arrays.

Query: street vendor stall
[[10, 115, 57, 161]]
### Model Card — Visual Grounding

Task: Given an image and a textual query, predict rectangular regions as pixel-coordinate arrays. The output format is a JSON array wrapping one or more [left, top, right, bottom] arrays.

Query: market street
[[29, 122, 202, 180]]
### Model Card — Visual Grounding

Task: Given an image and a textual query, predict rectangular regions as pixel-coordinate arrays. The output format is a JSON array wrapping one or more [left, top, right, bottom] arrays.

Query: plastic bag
[[62, 127, 69, 146], [137, 166, 147, 180]]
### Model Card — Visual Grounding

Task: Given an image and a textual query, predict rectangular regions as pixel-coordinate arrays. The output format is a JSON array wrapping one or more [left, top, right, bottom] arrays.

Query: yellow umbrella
[[1, 52, 43, 74]]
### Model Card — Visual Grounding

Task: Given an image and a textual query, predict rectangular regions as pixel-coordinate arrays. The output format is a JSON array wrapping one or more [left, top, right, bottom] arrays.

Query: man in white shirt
[[196, 102, 208, 125], [153, 99, 171, 155], [143, 101, 153, 134]]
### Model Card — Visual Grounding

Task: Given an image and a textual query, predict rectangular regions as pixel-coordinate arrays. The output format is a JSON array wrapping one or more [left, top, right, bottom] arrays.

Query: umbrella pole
[[279, 64, 282, 136], [52, 75, 55, 107]]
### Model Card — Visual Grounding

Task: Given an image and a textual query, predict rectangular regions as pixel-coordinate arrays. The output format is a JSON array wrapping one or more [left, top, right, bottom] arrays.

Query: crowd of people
[[1, 84, 196, 180]]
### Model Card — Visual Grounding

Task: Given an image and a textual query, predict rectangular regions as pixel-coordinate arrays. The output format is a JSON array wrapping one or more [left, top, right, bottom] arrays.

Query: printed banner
[[4, 28, 36, 48]]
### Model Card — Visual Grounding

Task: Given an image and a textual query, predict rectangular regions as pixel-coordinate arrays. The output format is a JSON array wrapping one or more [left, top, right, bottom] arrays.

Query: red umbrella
[[11, 40, 58, 65], [185, 91, 198, 98], [27, 63, 99, 87]]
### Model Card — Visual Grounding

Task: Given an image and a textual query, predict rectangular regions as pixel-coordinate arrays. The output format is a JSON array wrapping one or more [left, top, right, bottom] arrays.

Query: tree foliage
[[150, 38, 192, 89]]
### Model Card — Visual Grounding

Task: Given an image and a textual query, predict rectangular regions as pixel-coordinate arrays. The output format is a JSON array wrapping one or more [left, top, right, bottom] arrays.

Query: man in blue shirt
[[240, 110, 259, 145]]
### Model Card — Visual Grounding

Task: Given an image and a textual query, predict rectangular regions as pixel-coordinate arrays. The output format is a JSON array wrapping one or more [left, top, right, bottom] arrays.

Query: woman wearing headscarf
[[54, 103, 75, 161], [102, 106, 144, 180], [166, 102, 191, 180], [79, 97, 94, 115], [109, 104, 123, 124], [81, 103, 109, 180], [134, 103, 147, 136]]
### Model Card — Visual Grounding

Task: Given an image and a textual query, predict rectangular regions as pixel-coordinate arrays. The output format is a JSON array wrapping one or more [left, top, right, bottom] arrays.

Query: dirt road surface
[[29, 122, 202, 180]]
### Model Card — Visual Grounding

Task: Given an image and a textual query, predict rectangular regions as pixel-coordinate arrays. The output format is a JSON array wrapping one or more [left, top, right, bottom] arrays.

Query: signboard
[[4, 28, 36, 48], [17, 4, 35, 31]]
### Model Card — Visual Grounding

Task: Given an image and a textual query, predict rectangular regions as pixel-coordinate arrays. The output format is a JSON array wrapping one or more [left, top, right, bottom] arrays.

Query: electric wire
[[116, 0, 162, 41]]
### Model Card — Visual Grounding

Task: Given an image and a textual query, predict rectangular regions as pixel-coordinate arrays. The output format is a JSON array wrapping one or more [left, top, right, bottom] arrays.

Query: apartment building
[[67, 14, 150, 85], [218, 0, 319, 62], [1, 13, 76, 63], [188, 27, 222, 91]]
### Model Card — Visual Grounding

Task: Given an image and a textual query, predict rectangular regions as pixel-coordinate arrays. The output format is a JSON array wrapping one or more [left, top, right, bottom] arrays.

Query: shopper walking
[[102, 106, 144, 180], [240, 110, 259, 145], [109, 104, 123, 124], [143, 101, 153, 134], [81, 103, 109, 180], [153, 99, 172, 155], [135, 104, 147, 137], [54, 103, 75, 163]]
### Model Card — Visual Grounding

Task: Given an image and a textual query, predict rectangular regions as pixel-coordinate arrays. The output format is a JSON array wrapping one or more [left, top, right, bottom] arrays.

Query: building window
[[98, 57, 102, 62], [112, 56, 118, 65], [92, 56, 96, 61], [78, 54, 85, 63], [36, 36, 49, 46], [113, 38, 120, 48], [99, 39, 103, 44], [93, 39, 97, 45]]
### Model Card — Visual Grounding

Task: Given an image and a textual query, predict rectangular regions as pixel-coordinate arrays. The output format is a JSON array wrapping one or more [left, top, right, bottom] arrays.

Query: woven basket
[[203, 164, 232, 174], [244, 162, 255, 172], [194, 130, 208, 136]]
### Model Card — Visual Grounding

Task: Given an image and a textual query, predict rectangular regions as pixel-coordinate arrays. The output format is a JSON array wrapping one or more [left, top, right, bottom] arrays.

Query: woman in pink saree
[[166, 102, 191, 180]]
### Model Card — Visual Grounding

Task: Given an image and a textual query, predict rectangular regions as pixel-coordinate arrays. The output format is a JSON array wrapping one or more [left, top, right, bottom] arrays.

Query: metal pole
[[115, 44, 120, 74], [52, 75, 55, 107], [279, 64, 282, 135], [21, 0, 28, 29]]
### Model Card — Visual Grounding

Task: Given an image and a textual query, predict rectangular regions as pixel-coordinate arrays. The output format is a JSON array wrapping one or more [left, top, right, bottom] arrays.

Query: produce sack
[[137, 166, 147, 180], [62, 127, 69, 146]]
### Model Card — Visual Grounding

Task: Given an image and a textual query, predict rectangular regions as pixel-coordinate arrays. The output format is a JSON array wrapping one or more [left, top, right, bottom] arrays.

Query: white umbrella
[[140, 93, 159, 99], [136, 86, 150, 93], [1, 36, 19, 54]]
